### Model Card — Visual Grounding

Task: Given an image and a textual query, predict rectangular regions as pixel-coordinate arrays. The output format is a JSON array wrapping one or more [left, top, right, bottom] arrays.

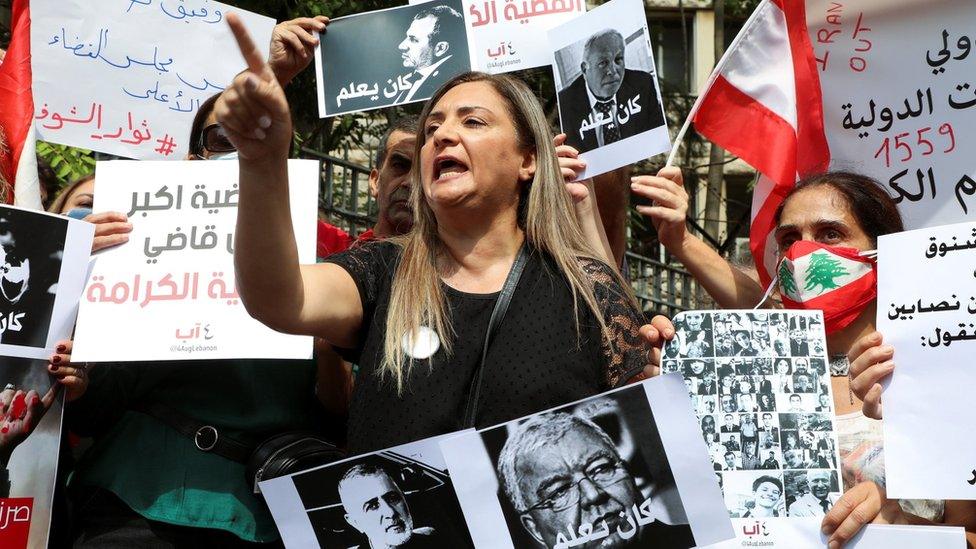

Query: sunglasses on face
[[194, 124, 236, 157]]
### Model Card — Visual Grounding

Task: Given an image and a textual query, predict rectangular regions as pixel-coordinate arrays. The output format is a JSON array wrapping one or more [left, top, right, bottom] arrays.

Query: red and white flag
[[669, 0, 830, 285], [0, 0, 42, 209]]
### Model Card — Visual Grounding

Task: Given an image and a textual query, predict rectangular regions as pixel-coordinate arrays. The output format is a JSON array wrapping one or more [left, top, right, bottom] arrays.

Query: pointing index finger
[[226, 12, 268, 76]]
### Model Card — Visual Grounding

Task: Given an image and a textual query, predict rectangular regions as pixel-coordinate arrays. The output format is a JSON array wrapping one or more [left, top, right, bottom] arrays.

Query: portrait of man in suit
[[557, 28, 665, 153], [395, 4, 466, 103]]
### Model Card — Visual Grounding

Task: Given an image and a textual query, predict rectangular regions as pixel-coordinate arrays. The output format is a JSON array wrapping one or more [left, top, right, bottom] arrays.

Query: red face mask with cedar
[[776, 241, 877, 334]]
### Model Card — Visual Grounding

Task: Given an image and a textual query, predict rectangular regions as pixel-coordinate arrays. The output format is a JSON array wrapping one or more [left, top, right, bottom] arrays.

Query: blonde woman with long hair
[[218, 15, 662, 453]]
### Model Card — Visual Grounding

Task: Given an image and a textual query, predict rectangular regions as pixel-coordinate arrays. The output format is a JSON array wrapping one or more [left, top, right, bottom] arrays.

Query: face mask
[[764, 241, 877, 334], [209, 151, 239, 161], [66, 207, 92, 220]]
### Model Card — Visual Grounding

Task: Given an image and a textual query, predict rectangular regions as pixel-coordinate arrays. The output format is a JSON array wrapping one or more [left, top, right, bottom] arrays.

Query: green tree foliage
[[36, 141, 96, 186]]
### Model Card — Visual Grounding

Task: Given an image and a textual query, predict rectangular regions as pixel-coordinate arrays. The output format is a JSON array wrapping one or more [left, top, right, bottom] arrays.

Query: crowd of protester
[[4, 9, 971, 548]]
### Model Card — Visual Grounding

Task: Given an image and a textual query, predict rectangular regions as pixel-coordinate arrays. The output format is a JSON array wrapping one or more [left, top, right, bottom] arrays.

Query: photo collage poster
[[663, 310, 842, 538]]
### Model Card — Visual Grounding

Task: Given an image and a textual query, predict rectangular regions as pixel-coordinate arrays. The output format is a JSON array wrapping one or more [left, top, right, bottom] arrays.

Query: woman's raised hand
[[215, 13, 293, 162]]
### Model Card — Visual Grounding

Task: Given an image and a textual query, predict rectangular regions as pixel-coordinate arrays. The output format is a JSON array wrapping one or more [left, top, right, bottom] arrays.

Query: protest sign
[[663, 310, 843, 548], [31, 0, 274, 160], [316, 0, 471, 117], [849, 524, 966, 549], [0, 358, 63, 549], [807, 0, 976, 230], [410, 0, 586, 74], [876, 221, 976, 499], [0, 206, 94, 361], [440, 375, 733, 549], [549, 0, 669, 180], [72, 160, 317, 362], [260, 432, 475, 549]]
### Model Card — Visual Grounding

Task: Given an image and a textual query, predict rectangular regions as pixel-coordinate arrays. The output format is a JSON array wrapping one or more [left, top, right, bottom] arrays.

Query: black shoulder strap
[[462, 244, 529, 428]]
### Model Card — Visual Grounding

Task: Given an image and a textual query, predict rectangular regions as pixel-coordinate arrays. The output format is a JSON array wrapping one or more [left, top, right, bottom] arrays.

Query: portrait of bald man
[[556, 28, 665, 153], [337, 464, 441, 548]]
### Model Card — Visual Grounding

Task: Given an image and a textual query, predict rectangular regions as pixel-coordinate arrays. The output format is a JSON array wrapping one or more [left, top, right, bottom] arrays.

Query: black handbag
[[246, 431, 346, 494]]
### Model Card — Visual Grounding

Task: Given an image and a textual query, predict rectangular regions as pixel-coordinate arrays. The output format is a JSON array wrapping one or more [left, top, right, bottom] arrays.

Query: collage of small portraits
[[663, 311, 841, 519]]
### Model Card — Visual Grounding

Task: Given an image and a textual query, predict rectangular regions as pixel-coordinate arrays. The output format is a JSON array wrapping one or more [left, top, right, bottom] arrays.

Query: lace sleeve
[[324, 240, 399, 316], [580, 258, 647, 388]]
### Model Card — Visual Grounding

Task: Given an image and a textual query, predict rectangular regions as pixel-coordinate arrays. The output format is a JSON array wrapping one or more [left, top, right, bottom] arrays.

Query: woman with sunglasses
[[65, 17, 332, 548]]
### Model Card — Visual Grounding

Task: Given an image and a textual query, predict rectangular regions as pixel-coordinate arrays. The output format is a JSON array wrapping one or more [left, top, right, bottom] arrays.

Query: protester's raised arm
[[219, 13, 363, 347], [632, 167, 765, 308], [554, 134, 616, 269]]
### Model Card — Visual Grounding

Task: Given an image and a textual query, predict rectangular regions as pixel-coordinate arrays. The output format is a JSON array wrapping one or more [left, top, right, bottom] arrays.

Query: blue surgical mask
[[209, 151, 239, 161], [66, 207, 92, 220]]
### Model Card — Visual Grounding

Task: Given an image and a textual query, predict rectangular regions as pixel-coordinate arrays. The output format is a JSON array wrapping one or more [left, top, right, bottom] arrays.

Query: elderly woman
[[219, 15, 654, 454]]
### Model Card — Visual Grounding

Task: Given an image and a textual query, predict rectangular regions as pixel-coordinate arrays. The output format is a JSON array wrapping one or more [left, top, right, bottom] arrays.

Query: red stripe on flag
[[693, 74, 799, 188], [781, 0, 830, 176], [0, 0, 34, 201]]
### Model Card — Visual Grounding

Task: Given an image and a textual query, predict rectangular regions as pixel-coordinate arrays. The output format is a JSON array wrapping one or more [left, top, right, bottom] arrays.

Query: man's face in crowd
[[724, 453, 735, 467], [399, 15, 438, 69], [819, 394, 830, 407], [685, 313, 704, 331], [724, 414, 734, 426], [809, 473, 831, 501], [516, 427, 642, 548], [690, 361, 706, 376], [369, 130, 416, 235], [789, 394, 802, 409], [581, 33, 625, 99], [762, 414, 773, 428], [795, 358, 808, 373], [341, 473, 414, 548], [721, 396, 735, 413]]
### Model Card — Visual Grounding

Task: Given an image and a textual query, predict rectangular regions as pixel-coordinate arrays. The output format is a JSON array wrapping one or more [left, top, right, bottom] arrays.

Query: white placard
[[260, 432, 475, 549], [440, 375, 734, 549], [663, 310, 844, 548], [31, 0, 274, 160], [876, 221, 976, 499], [807, 0, 976, 230], [0, 206, 94, 360], [548, 0, 670, 179], [850, 524, 966, 549], [72, 159, 317, 362]]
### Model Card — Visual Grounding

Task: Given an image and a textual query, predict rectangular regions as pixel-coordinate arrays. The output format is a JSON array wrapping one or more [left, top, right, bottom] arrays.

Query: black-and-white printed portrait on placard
[[662, 310, 842, 525], [317, 0, 470, 117], [0, 208, 66, 349], [547, 0, 669, 179], [283, 437, 474, 548], [438, 378, 732, 549]]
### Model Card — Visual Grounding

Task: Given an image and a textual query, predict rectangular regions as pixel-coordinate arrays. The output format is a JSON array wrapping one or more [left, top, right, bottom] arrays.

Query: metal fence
[[301, 148, 699, 316]]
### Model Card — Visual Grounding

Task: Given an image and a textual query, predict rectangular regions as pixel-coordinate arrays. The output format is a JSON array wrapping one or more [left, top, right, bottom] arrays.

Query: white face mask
[[209, 151, 239, 161]]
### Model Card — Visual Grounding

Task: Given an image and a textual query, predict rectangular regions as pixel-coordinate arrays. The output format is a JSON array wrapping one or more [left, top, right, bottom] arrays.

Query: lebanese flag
[[681, 0, 830, 285], [0, 0, 42, 209], [777, 242, 876, 333]]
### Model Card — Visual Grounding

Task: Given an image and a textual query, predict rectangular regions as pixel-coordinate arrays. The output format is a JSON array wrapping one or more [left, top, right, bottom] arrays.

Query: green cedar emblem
[[803, 251, 849, 294], [779, 261, 798, 298]]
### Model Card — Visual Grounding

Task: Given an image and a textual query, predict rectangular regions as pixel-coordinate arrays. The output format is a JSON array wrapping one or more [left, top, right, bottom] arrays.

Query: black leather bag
[[246, 431, 347, 494]]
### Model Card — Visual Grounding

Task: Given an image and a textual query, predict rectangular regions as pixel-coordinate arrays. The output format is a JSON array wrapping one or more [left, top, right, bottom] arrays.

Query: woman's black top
[[327, 241, 646, 454]]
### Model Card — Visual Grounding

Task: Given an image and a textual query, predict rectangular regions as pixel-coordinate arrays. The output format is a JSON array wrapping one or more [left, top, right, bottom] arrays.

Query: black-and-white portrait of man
[[0, 208, 66, 348], [555, 28, 665, 153], [319, 0, 469, 116], [337, 464, 439, 548], [395, 5, 466, 103], [495, 408, 694, 548]]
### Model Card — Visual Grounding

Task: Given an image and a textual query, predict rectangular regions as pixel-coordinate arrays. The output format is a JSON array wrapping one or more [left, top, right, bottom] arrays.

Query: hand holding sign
[[269, 15, 329, 86], [0, 384, 56, 466], [215, 13, 292, 162], [631, 167, 689, 251], [847, 330, 894, 420]]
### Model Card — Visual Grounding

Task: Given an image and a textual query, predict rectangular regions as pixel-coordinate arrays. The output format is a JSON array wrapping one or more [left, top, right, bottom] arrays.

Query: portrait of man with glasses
[[495, 409, 694, 548]]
